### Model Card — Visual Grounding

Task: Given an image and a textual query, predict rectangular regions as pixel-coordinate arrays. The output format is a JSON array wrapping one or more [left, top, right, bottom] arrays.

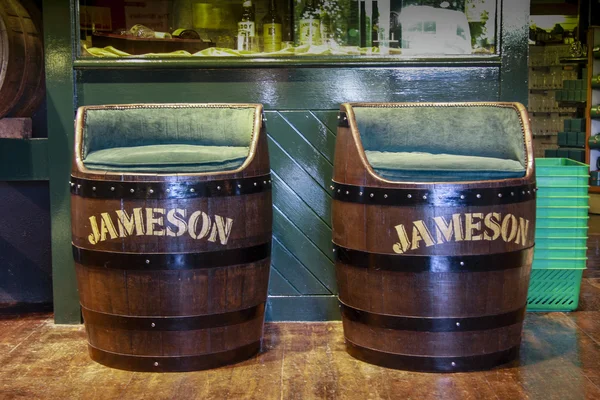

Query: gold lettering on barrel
[[393, 212, 531, 254], [86, 208, 234, 246]]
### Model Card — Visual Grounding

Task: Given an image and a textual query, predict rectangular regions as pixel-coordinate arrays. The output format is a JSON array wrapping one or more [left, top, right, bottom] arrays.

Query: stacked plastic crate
[[528, 158, 589, 311]]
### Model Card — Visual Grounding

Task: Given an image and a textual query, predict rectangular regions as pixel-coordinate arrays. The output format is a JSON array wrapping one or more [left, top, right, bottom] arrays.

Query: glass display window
[[77, 0, 498, 59]]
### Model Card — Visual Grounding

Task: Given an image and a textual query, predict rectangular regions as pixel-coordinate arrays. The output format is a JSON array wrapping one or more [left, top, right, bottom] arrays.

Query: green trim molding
[[0, 139, 49, 181]]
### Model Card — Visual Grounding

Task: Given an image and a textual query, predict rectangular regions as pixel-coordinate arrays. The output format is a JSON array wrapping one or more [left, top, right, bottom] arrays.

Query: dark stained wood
[[332, 103, 536, 372], [2, 315, 600, 399], [70, 104, 272, 371], [0, 0, 45, 118]]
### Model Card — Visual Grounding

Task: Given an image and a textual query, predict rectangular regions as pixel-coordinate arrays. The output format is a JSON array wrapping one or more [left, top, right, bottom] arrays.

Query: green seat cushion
[[83, 144, 249, 173], [365, 151, 526, 182], [351, 105, 528, 182]]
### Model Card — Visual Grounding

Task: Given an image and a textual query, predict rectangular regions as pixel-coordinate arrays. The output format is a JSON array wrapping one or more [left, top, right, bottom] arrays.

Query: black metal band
[[73, 242, 271, 270], [82, 303, 265, 331], [338, 112, 349, 127], [331, 181, 536, 206], [88, 341, 261, 372], [340, 302, 526, 333], [333, 244, 533, 273], [345, 341, 519, 373], [70, 174, 272, 199]]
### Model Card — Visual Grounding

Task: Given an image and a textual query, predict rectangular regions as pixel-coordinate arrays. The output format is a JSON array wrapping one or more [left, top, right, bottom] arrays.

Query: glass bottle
[[263, 0, 282, 52], [237, 1, 256, 51], [299, 0, 322, 46]]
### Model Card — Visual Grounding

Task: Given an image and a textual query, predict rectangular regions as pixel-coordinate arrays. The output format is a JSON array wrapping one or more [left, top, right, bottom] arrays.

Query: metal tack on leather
[[69, 174, 272, 199], [338, 112, 350, 127], [331, 181, 537, 207]]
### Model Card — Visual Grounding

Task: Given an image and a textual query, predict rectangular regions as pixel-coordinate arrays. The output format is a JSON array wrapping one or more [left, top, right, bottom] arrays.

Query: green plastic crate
[[531, 257, 587, 269], [536, 158, 589, 175], [527, 269, 585, 311], [536, 217, 589, 228], [534, 248, 588, 259], [535, 227, 589, 238], [537, 175, 590, 187], [536, 206, 590, 218], [536, 196, 589, 207], [536, 186, 589, 197], [535, 237, 588, 248]]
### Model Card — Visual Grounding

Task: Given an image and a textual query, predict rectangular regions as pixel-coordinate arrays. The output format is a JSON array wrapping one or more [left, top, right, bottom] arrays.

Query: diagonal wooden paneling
[[265, 110, 340, 320]]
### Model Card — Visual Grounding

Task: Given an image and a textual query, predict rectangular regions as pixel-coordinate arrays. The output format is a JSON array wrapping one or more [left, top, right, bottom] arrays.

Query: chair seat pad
[[365, 151, 526, 182], [83, 144, 250, 173]]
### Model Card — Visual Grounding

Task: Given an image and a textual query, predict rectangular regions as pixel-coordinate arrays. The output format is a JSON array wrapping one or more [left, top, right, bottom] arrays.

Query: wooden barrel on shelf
[[332, 102, 536, 373], [0, 0, 45, 118], [70, 104, 272, 372]]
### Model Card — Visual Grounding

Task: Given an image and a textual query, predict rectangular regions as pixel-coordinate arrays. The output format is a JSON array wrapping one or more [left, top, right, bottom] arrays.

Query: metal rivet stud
[[166, 188, 170, 193], [238, 184, 242, 189], [460, 195, 465, 200], [460, 261, 465, 266], [407, 194, 412, 199], [145, 259, 150, 264], [130, 189, 135, 193], [264, 181, 267, 184], [151, 323, 156, 328], [254, 182, 258, 186], [154, 362, 159, 367], [498, 193, 503, 198], [70, 182, 74, 187], [337, 115, 340, 119], [332, 248, 336, 252], [423, 195, 427, 200], [370, 193, 374, 198], [451, 362, 456, 367], [77, 184, 81, 189], [528, 190, 531, 194], [456, 322, 460, 327], [359, 192, 363, 196], [338, 189, 341, 193], [268, 180, 272, 183], [92, 187, 96, 191], [522, 191, 525, 195], [511, 192, 515, 196], [190, 188, 195, 193], [110, 187, 115, 192], [345, 191, 349, 195], [217, 186, 221, 190], [149, 189, 154, 194], [384, 194, 388, 199], [330, 185, 334, 190], [476, 194, 481, 199]]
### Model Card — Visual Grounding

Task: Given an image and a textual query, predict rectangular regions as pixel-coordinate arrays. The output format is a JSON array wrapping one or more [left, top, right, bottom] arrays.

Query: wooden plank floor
[[0, 312, 600, 400]]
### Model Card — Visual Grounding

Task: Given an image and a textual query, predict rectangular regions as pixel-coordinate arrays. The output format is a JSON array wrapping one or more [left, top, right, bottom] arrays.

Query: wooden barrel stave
[[336, 265, 532, 318], [71, 104, 271, 372], [0, 0, 44, 118], [333, 102, 535, 372]]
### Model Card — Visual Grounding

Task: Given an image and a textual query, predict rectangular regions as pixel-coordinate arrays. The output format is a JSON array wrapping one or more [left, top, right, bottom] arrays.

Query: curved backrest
[[82, 105, 257, 158], [352, 104, 527, 167]]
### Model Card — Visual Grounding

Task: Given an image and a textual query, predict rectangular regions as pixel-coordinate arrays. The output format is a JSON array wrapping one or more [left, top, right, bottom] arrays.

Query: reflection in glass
[[78, 0, 497, 58]]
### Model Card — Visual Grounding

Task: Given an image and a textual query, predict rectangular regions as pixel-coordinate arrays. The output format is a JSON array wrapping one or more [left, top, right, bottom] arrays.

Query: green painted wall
[[44, 0, 529, 323]]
